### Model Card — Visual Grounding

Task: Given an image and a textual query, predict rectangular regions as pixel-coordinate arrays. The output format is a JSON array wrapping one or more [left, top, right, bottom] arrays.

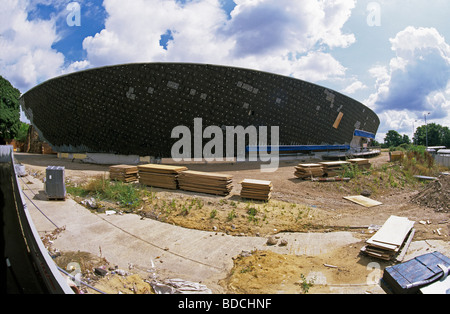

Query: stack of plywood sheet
[[361, 215, 415, 261], [294, 163, 324, 179], [109, 165, 139, 183], [319, 161, 351, 177], [138, 164, 188, 190], [390, 151, 404, 162], [348, 158, 371, 170], [240, 179, 273, 201], [178, 170, 233, 196]]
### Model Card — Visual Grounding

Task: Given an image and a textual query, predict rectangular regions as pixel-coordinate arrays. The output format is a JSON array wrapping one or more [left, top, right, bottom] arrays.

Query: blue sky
[[1, 0, 450, 142]]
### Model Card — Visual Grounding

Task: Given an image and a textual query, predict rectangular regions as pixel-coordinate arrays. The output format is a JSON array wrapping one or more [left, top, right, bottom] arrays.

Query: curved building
[[19, 63, 379, 158]]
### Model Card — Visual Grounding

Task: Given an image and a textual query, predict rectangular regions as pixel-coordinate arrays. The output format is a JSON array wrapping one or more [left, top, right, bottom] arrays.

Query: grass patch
[[67, 177, 145, 209]]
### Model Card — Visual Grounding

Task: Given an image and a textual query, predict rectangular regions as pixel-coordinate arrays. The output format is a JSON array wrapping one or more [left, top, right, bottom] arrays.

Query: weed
[[181, 204, 189, 216], [227, 209, 236, 221], [247, 206, 259, 223], [240, 265, 254, 274], [299, 274, 315, 294]]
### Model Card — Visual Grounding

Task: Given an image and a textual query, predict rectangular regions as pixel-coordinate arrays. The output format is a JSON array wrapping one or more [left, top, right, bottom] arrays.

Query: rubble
[[81, 197, 99, 209], [150, 278, 212, 294], [411, 175, 450, 212]]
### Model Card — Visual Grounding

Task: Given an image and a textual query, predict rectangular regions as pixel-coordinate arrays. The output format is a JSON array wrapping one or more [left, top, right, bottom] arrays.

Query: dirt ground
[[15, 152, 450, 294]]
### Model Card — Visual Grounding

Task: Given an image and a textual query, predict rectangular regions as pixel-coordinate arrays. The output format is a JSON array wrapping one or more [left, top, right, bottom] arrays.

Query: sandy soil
[[14, 152, 449, 294]]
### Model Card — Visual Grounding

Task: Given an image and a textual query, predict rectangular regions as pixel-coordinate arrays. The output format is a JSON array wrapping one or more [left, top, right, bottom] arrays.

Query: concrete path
[[19, 174, 450, 294]]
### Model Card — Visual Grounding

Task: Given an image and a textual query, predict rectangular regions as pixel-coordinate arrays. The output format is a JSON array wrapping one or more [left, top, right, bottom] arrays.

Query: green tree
[[0, 76, 21, 141], [384, 130, 403, 147], [414, 123, 450, 147], [402, 134, 411, 145], [15, 122, 30, 142]]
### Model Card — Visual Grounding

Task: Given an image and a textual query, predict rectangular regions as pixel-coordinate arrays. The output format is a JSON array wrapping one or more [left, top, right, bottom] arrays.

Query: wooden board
[[241, 179, 272, 186], [367, 216, 415, 248], [296, 163, 323, 168], [138, 164, 188, 174], [344, 195, 383, 208], [333, 112, 344, 129], [179, 170, 232, 180], [241, 179, 273, 190], [320, 161, 351, 167]]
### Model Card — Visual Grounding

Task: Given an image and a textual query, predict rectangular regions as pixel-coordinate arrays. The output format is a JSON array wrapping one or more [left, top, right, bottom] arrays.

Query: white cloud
[[0, 0, 65, 91], [1, 0, 358, 92], [367, 26, 450, 135], [82, 0, 356, 82], [342, 80, 367, 95]]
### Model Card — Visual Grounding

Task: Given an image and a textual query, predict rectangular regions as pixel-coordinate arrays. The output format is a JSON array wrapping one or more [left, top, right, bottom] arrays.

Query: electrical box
[[45, 166, 66, 200]]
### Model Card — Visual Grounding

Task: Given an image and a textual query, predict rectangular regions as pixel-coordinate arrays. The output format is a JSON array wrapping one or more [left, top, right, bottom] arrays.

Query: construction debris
[[319, 161, 351, 177], [361, 215, 415, 261], [138, 164, 188, 190], [109, 165, 139, 183], [150, 278, 212, 294], [381, 251, 450, 294], [389, 151, 404, 162], [240, 179, 273, 201], [294, 163, 324, 179], [178, 170, 233, 196], [420, 273, 450, 294], [411, 175, 450, 213], [14, 164, 27, 177]]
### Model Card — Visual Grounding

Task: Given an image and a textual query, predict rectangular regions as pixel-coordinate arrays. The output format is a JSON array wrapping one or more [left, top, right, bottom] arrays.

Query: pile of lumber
[[294, 163, 324, 179], [178, 170, 233, 196], [348, 158, 371, 170], [138, 164, 188, 190], [109, 165, 139, 182], [319, 161, 351, 177], [240, 179, 273, 201], [361, 215, 415, 261], [390, 151, 404, 162]]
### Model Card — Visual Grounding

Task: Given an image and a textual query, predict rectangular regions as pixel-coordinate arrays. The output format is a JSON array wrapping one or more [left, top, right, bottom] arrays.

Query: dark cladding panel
[[20, 63, 380, 157]]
